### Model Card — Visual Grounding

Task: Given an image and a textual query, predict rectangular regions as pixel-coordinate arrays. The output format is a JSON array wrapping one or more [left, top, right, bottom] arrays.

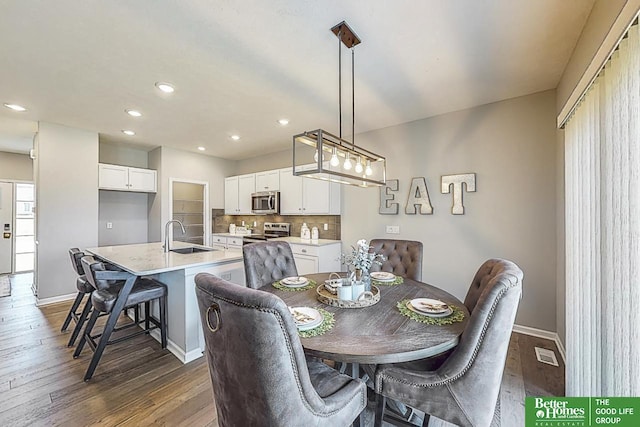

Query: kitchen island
[[86, 242, 245, 363]]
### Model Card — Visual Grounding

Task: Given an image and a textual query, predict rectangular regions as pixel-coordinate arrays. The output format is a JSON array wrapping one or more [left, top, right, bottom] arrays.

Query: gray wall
[[99, 142, 149, 168], [98, 191, 149, 245], [0, 151, 33, 181], [235, 91, 560, 332], [148, 146, 236, 243], [341, 90, 558, 332], [34, 122, 98, 300], [98, 142, 152, 246], [235, 150, 293, 175]]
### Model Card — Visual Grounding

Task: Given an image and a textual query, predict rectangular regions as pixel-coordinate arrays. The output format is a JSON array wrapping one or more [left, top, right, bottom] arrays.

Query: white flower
[[341, 239, 385, 272]]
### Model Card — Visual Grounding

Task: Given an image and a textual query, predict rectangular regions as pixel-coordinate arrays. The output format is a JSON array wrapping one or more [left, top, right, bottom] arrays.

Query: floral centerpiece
[[342, 239, 386, 286]]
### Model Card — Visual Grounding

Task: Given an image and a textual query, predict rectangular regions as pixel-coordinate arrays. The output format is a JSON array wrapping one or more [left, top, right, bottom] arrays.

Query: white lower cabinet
[[211, 234, 243, 251], [289, 242, 341, 274]]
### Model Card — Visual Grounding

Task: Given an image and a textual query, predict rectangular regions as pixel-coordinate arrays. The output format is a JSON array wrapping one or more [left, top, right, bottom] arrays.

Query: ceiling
[[0, 0, 594, 159]]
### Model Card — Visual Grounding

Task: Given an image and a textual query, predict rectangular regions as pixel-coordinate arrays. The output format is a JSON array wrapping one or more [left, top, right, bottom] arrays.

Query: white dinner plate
[[409, 298, 450, 314], [406, 301, 453, 318], [370, 271, 396, 282], [281, 276, 309, 287], [289, 307, 323, 331]]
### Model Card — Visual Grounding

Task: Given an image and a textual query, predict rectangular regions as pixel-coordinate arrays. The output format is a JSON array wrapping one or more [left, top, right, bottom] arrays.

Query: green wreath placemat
[[397, 299, 465, 325], [298, 308, 335, 338], [272, 279, 317, 292], [372, 276, 404, 286]]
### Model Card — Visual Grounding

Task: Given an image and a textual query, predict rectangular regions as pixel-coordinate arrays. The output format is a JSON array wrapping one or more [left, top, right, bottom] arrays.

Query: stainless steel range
[[242, 222, 291, 245]]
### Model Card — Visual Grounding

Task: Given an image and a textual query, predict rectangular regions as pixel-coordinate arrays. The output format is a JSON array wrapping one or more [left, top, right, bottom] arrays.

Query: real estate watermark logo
[[527, 397, 588, 426], [526, 397, 640, 427]]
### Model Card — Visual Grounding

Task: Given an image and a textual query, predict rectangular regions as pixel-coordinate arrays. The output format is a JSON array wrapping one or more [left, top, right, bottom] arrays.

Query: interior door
[[0, 182, 14, 275]]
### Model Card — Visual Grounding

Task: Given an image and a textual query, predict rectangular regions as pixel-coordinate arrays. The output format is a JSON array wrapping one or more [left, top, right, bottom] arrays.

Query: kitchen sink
[[170, 247, 215, 254]]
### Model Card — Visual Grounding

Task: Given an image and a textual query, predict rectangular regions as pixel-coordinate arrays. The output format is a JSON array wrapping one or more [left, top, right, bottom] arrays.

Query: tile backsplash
[[212, 209, 341, 240]]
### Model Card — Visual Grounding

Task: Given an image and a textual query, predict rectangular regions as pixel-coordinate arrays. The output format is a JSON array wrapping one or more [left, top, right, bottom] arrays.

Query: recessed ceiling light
[[3, 103, 27, 112], [231, 135, 240, 141], [278, 119, 289, 126], [197, 146, 206, 151], [125, 109, 142, 117], [155, 82, 175, 93], [122, 130, 136, 136]]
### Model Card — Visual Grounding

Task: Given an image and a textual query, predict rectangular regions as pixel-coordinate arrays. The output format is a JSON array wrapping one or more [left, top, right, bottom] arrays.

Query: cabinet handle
[[302, 249, 307, 253], [264, 186, 268, 189]]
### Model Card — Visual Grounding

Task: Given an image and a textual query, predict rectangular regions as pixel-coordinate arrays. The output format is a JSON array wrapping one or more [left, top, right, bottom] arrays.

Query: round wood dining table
[[261, 272, 470, 364]]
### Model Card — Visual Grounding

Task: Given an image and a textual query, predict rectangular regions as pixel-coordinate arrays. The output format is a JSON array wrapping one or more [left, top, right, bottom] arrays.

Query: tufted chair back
[[195, 272, 367, 426], [242, 241, 299, 289], [374, 258, 523, 427], [369, 239, 423, 281], [69, 248, 85, 276], [81, 255, 122, 291]]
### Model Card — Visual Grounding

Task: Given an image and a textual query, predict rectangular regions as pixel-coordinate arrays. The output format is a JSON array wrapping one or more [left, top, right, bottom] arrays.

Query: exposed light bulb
[[313, 149, 319, 162], [330, 148, 340, 167], [355, 157, 363, 173], [3, 103, 27, 112], [365, 160, 373, 176], [343, 153, 352, 170]]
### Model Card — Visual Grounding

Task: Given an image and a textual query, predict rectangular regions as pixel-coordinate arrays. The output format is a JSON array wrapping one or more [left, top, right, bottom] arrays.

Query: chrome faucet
[[163, 220, 186, 253]]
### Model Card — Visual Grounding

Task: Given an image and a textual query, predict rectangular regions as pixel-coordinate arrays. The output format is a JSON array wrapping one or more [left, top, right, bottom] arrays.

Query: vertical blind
[[565, 23, 640, 397]]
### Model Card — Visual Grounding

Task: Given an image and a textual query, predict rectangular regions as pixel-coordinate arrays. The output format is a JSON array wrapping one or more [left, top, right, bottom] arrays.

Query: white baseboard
[[36, 292, 76, 306], [513, 324, 566, 364], [147, 324, 204, 364]]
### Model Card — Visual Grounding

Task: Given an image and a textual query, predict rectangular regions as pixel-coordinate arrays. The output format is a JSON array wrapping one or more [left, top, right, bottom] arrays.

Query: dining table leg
[[349, 362, 363, 427]]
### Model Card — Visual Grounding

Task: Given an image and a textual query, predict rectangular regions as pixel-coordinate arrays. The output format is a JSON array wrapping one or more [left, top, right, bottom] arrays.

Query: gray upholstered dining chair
[[372, 258, 523, 427], [242, 240, 299, 289], [369, 239, 423, 281], [194, 272, 367, 426]]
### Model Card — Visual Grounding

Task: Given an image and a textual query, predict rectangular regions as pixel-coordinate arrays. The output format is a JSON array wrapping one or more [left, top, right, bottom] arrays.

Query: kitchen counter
[[86, 241, 242, 275], [211, 232, 252, 237], [272, 236, 341, 247], [86, 241, 245, 364]]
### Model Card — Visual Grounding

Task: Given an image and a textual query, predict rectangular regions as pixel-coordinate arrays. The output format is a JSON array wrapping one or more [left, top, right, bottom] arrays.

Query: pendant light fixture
[[292, 21, 386, 187]]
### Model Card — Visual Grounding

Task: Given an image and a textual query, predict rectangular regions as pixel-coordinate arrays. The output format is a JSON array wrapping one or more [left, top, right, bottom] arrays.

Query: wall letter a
[[405, 177, 433, 215]]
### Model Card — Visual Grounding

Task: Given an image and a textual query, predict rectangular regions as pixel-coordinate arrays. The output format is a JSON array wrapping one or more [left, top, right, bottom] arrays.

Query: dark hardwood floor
[[0, 273, 564, 426]]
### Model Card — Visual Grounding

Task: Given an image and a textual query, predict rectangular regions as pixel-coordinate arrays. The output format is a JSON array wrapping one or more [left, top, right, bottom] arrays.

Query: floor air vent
[[535, 347, 559, 367]]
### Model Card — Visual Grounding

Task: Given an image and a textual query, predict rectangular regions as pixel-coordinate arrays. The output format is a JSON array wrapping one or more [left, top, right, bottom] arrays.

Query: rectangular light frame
[[293, 129, 386, 187]]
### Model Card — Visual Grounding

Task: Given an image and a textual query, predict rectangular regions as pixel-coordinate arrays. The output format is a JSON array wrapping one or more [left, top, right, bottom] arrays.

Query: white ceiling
[[0, 0, 594, 159]]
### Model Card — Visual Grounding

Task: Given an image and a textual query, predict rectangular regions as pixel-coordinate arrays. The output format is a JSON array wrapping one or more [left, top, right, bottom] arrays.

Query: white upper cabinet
[[238, 174, 255, 214], [98, 163, 156, 193], [255, 170, 279, 191], [278, 166, 340, 215], [225, 174, 256, 215]]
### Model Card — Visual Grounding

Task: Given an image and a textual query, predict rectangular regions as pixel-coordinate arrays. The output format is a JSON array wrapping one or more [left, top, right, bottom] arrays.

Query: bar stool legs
[[60, 292, 86, 332], [67, 298, 93, 347]]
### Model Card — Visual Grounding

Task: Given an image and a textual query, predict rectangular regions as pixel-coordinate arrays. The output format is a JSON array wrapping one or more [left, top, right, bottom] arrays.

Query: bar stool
[[74, 255, 168, 381], [61, 248, 94, 346]]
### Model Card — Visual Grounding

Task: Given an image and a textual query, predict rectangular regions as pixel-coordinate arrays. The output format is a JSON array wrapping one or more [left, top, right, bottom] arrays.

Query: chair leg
[[422, 413, 431, 427], [67, 297, 92, 347], [374, 393, 386, 427], [144, 301, 151, 332], [61, 292, 84, 332], [74, 308, 100, 358], [160, 295, 167, 349], [83, 308, 120, 381], [134, 304, 140, 324]]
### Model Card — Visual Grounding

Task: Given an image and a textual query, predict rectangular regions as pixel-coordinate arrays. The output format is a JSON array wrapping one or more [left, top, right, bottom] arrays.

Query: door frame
[[0, 179, 35, 276], [168, 178, 210, 246]]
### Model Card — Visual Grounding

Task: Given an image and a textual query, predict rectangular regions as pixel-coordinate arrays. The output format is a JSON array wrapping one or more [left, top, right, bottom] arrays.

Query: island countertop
[[86, 241, 243, 276]]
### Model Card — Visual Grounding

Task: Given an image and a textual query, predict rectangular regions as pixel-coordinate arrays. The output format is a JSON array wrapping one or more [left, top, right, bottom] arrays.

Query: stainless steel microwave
[[251, 191, 280, 214]]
